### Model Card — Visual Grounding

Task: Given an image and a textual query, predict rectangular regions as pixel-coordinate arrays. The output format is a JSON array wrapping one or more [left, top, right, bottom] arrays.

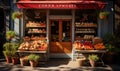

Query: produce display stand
[[75, 50, 107, 66], [17, 50, 49, 63], [17, 50, 47, 53]]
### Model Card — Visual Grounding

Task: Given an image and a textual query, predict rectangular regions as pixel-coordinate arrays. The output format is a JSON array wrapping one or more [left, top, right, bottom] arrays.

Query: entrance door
[[49, 19, 72, 55]]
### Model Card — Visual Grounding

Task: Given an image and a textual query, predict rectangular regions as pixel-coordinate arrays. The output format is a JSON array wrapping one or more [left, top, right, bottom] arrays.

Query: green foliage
[[3, 42, 19, 51], [12, 11, 22, 20], [105, 43, 115, 52], [11, 43, 20, 57], [103, 33, 120, 52], [3, 42, 20, 57], [3, 51, 11, 57], [28, 54, 40, 61], [3, 42, 12, 51], [88, 54, 99, 61], [3, 30, 20, 58], [11, 43, 20, 50], [12, 12, 18, 20], [99, 12, 110, 16], [6, 30, 16, 40], [103, 33, 116, 44], [11, 51, 19, 57], [99, 11, 110, 19]]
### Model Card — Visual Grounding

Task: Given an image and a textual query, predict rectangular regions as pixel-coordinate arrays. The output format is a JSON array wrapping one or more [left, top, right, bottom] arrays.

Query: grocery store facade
[[13, 0, 114, 59]]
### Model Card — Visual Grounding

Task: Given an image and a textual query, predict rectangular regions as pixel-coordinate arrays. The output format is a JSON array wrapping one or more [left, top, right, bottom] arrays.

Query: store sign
[[38, 4, 76, 9], [17, 1, 106, 9]]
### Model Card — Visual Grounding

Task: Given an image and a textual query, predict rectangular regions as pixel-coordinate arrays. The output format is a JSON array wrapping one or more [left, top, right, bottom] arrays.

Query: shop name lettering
[[38, 4, 76, 8], [38, 4, 98, 9]]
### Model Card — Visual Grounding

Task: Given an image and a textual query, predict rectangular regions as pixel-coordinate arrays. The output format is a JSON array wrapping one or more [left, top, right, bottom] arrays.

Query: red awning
[[16, 1, 106, 9]]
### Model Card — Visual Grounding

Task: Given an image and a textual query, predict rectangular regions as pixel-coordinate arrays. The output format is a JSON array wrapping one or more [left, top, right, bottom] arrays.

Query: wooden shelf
[[75, 50, 107, 53], [75, 22, 97, 40], [26, 26, 46, 28], [28, 32, 46, 34], [75, 26, 97, 28], [17, 50, 47, 53], [75, 31, 95, 33]]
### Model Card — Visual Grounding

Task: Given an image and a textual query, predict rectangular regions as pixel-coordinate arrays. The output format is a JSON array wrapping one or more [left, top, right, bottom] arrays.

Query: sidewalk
[[0, 58, 120, 71]]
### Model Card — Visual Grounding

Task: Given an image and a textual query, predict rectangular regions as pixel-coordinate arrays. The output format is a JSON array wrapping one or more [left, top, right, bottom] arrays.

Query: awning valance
[[16, 1, 106, 9]]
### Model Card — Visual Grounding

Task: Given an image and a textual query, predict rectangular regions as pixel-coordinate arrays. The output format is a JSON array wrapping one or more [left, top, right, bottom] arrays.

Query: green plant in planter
[[6, 30, 16, 40], [28, 54, 40, 67], [3, 42, 20, 57], [12, 11, 22, 20], [10, 42, 20, 65], [3, 51, 11, 57], [28, 54, 40, 61], [3, 42, 12, 63], [88, 54, 99, 67], [11, 43, 20, 50], [88, 54, 99, 61], [3, 50, 12, 63], [3, 42, 12, 51], [105, 43, 115, 52], [99, 12, 110, 20], [103, 33, 120, 53], [11, 42, 20, 57]]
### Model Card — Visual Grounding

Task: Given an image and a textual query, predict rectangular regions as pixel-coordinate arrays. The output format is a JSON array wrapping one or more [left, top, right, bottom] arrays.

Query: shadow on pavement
[[0, 58, 120, 71]]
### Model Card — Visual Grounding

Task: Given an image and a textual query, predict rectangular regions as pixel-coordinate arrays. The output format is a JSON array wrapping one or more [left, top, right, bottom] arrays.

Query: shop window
[[75, 9, 98, 41], [24, 9, 47, 38]]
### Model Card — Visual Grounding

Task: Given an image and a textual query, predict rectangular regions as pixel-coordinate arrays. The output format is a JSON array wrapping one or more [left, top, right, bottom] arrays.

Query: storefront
[[16, 0, 111, 59]]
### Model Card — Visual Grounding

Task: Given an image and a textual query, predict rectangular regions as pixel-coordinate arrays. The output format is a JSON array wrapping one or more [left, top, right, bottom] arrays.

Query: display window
[[75, 10, 98, 41], [18, 9, 48, 51]]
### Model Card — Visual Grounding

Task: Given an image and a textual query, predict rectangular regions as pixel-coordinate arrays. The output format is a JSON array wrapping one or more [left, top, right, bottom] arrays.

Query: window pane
[[50, 21, 59, 42], [62, 21, 71, 42]]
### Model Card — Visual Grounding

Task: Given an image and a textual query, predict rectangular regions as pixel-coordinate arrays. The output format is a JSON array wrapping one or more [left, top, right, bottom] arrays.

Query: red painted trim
[[16, 1, 106, 9]]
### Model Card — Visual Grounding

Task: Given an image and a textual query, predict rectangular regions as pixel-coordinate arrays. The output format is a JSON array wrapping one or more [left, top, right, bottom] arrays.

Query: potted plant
[[3, 51, 12, 63], [11, 42, 20, 65], [3, 42, 12, 51], [11, 51, 19, 65], [99, 12, 110, 20], [103, 33, 120, 64], [88, 54, 99, 67], [3, 42, 12, 63], [6, 30, 16, 40], [76, 57, 86, 67], [20, 56, 29, 66], [28, 54, 40, 67], [3, 42, 20, 64], [12, 11, 22, 20]]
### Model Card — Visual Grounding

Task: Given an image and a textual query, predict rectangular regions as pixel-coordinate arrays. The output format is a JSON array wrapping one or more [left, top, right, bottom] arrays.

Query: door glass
[[62, 21, 71, 42], [50, 21, 59, 42]]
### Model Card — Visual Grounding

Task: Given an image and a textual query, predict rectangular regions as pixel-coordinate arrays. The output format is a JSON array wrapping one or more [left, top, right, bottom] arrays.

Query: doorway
[[49, 19, 72, 58]]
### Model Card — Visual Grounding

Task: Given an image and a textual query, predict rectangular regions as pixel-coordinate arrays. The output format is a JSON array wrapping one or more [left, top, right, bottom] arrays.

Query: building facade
[[11, 0, 114, 59]]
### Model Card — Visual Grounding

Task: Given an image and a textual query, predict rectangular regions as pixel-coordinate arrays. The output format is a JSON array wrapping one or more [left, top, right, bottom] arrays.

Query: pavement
[[0, 58, 120, 71]]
